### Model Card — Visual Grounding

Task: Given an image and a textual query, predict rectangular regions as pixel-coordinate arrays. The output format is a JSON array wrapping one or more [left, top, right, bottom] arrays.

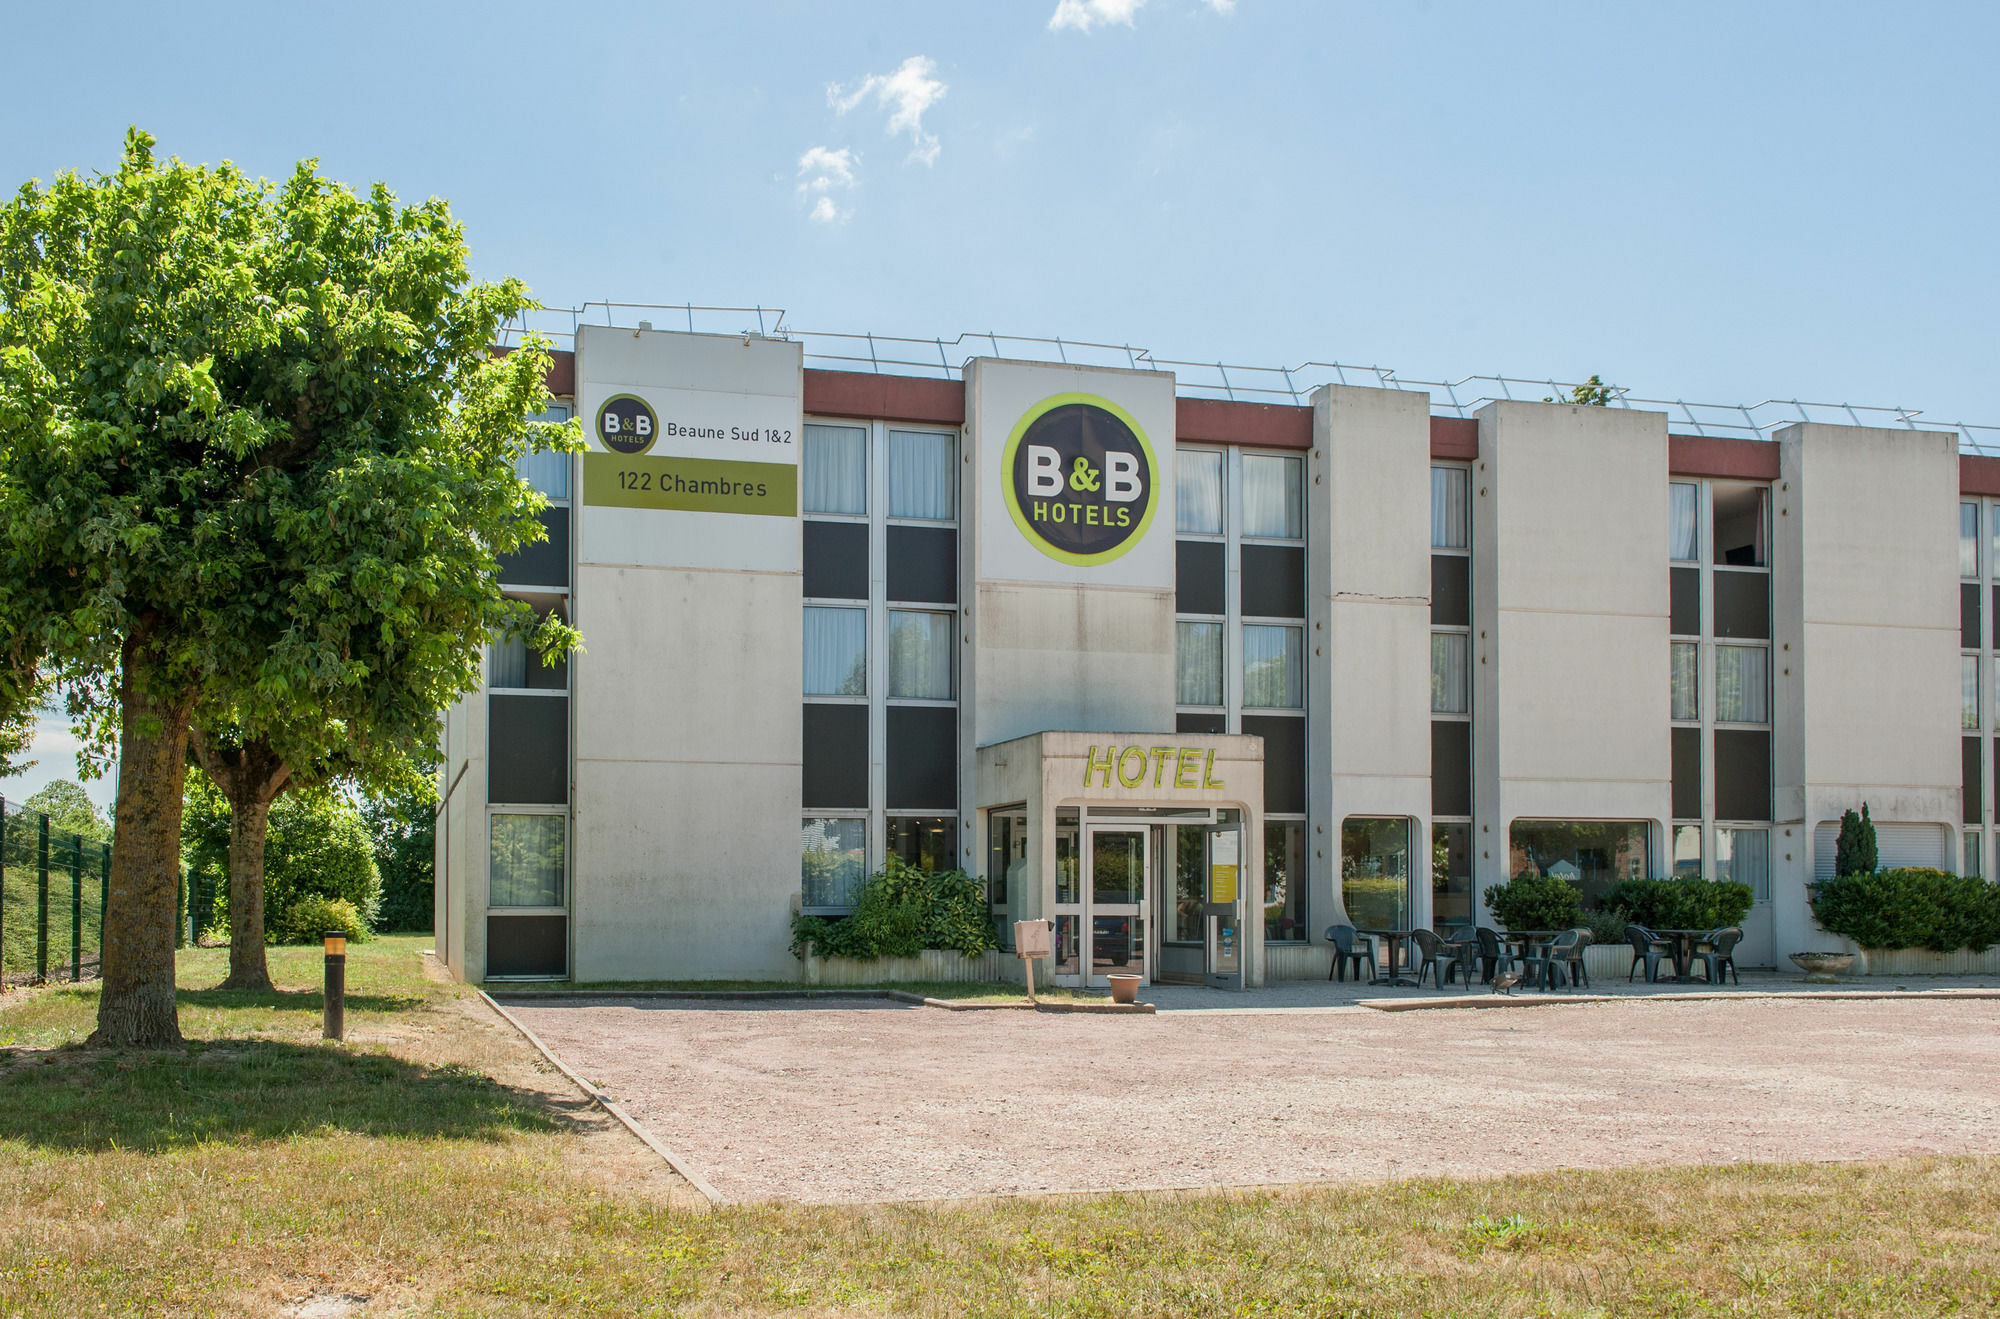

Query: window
[[1672, 823, 1702, 875], [1431, 821, 1472, 933], [803, 607, 867, 695], [886, 816, 956, 870], [1430, 633, 1469, 714], [801, 817, 867, 909], [888, 430, 954, 520], [1715, 645, 1768, 723], [1341, 817, 1409, 930], [1240, 455, 1302, 539], [1966, 655, 1982, 732], [1509, 820, 1648, 912], [1963, 502, 1981, 579], [1430, 467, 1469, 550], [1177, 449, 1223, 535], [802, 423, 867, 515], [1965, 831, 1983, 879], [1242, 625, 1303, 708], [1712, 483, 1768, 567], [1264, 821, 1307, 943], [887, 610, 953, 699], [1176, 621, 1223, 707], [516, 404, 573, 500], [1668, 483, 1698, 562], [1671, 642, 1698, 721], [489, 814, 565, 908], [987, 809, 1027, 946], [1716, 827, 1769, 902]]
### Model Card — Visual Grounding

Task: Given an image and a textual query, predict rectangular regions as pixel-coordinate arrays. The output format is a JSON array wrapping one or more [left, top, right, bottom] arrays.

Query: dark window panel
[[1241, 545, 1305, 619], [486, 914, 567, 977], [1243, 714, 1305, 815], [1964, 582, 1983, 651], [803, 521, 868, 600], [1714, 570, 1770, 640], [488, 695, 568, 804], [1177, 541, 1225, 617], [1672, 726, 1702, 821], [1670, 566, 1700, 637], [1431, 556, 1470, 628], [1713, 729, 1771, 822], [887, 525, 957, 605], [496, 507, 569, 589], [1176, 712, 1226, 735], [803, 703, 868, 809], [1431, 720, 1471, 818], [1966, 737, 1983, 826], [1994, 736, 2000, 822], [887, 706, 957, 810]]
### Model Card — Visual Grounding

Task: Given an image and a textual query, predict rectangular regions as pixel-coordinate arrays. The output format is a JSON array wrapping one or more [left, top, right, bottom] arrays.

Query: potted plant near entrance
[[1106, 973, 1142, 1005]]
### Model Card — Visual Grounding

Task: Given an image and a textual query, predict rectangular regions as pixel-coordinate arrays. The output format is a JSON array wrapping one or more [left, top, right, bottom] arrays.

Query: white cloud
[[796, 145, 857, 223], [1048, 0, 1146, 32], [828, 56, 947, 166], [1202, 0, 1236, 12]]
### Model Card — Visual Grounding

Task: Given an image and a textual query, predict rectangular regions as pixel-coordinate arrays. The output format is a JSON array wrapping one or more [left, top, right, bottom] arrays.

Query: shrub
[[791, 857, 998, 960], [1809, 868, 2000, 952], [1833, 804, 1878, 877], [181, 777, 382, 942], [1602, 876, 1755, 931], [1482, 870, 1582, 931], [271, 895, 371, 945]]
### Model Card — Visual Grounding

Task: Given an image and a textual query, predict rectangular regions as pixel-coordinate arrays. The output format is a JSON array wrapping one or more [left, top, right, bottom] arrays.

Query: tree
[[182, 773, 381, 942], [1833, 804, 1878, 877], [0, 131, 573, 1044], [22, 780, 109, 842], [1544, 374, 1617, 406], [364, 773, 438, 933]]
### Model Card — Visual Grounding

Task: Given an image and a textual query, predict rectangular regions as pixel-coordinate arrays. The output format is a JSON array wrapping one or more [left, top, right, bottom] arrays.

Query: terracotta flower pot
[[1106, 973, 1142, 1005]]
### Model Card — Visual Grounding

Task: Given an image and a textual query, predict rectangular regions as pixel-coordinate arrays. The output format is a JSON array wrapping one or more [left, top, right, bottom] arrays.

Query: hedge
[[1603, 876, 1754, 932], [791, 858, 998, 960], [1810, 868, 2000, 952]]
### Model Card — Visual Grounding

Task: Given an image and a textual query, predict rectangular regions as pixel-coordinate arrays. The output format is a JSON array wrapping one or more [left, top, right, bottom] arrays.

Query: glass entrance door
[[1085, 826, 1149, 987]]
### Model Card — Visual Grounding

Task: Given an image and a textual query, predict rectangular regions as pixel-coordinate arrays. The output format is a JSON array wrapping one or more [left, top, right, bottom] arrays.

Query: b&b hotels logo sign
[[1002, 393, 1159, 566]]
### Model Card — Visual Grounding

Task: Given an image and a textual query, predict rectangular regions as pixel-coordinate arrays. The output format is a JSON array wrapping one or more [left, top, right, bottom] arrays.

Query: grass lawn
[[0, 936, 1995, 1317]]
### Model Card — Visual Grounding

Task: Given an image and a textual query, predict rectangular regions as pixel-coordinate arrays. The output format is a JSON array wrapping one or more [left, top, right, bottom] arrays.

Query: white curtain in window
[[1715, 645, 1768, 723], [889, 430, 954, 520], [1965, 655, 1981, 731], [1430, 633, 1468, 714], [803, 607, 867, 695], [514, 450, 569, 500], [1177, 449, 1223, 535], [488, 632, 528, 689], [1241, 455, 1301, 539], [1717, 827, 1769, 901], [1176, 621, 1223, 706], [1669, 483, 1698, 562], [489, 814, 565, 907], [1243, 624, 1303, 707], [1671, 641, 1698, 721], [888, 610, 953, 699], [1963, 502, 1981, 579], [1430, 467, 1469, 550], [801, 816, 867, 909], [802, 424, 867, 515]]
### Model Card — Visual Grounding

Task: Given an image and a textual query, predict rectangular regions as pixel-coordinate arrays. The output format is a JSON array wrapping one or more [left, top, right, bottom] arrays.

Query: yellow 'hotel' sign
[[1084, 745, 1225, 790]]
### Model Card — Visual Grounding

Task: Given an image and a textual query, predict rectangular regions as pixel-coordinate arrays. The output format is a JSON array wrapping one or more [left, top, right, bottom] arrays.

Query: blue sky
[[4, 0, 1996, 807]]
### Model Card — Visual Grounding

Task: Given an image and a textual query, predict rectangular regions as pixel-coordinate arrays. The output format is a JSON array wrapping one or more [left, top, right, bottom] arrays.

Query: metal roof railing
[[493, 303, 2000, 457]]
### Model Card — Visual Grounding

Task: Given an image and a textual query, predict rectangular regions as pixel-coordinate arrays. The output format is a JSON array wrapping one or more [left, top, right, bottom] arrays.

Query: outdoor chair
[[1473, 926, 1516, 985], [1691, 926, 1743, 986], [1409, 928, 1468, 989], [1521, 928, 1585, 991], [1325, 924, 1378, 983], [1624, 924, 1671, 983]]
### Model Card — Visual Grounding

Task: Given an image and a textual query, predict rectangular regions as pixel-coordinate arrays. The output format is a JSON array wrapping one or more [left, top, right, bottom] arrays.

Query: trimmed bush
[[1809, 868, 2000, 952], [1603, 876, 1755, 932], [272, 895, 371, 945], [791, 857, 998, 960], [1482, 870, 1582, 931], [1833, 804, 1878, 877]]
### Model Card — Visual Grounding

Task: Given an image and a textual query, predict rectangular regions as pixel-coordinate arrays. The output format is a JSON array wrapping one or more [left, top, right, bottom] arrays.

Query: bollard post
[[322, 931, 346, 1041], [69, 833, 82, 983], [36, 814, 49, 985]]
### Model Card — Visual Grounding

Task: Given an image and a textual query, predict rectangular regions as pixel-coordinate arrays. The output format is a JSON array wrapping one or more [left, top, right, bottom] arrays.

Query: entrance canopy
[[976, 731, 1267, 988]]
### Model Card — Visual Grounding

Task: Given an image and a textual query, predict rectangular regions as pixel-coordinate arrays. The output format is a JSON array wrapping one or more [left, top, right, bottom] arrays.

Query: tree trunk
[[90, 644, 195, 1049], [221, 796, 274, 990]]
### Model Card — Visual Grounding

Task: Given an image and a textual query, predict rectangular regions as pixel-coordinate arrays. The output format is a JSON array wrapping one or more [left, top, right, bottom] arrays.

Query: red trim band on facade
[[545, 350, 575, 399], [1430, 417, 1478, 460], [1175, 397, 1313, 450], [1668, 434, 1781, 481], [803, 369, 965, 425], [1963, 455, 2000, 497]]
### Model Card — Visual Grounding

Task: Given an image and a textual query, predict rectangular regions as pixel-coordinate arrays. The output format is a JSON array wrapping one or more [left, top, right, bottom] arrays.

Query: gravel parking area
[[501, 994, 2000, 1204]]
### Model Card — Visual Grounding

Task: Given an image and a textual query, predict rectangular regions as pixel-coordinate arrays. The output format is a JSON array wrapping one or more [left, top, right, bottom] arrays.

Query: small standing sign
[[1013, 919, 1053, 1002]]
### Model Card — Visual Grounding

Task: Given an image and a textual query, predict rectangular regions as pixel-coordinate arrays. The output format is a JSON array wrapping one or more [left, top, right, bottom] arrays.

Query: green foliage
[[790, 857, 998, 960], [1602, 876, 1755, 932], [362, 775, 436, 933], [1481, 870, 1583, 931], [1809, 868, 2000, 952], [1833, 804, 1878, 877], [1542, 374, 1616, 406], [21, 780, 108, 842], [183, 774, 380, 940], [270, 894, 370, 945]]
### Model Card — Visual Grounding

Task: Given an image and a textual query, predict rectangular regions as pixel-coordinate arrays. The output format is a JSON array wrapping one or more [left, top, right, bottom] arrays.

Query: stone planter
[[1106, 973, 1142, 1005], [1789, 951, 1856, 983]]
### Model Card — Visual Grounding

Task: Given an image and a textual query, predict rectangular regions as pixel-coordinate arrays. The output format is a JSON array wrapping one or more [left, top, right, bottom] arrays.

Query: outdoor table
[[1651, 929, 1711, 984], [1501, 930, 1564, 989], [1358, 928, 1419, 987], [1441, 933, 1480, 986]]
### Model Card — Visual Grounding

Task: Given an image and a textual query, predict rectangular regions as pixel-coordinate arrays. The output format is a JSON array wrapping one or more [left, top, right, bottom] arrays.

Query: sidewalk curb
[[1359, 988, 2000, 1012], [485, 986, 1156, 1014]]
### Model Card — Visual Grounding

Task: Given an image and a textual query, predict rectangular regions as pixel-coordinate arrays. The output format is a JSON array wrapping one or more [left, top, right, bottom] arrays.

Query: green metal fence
[[0, 795, 110, 985]]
